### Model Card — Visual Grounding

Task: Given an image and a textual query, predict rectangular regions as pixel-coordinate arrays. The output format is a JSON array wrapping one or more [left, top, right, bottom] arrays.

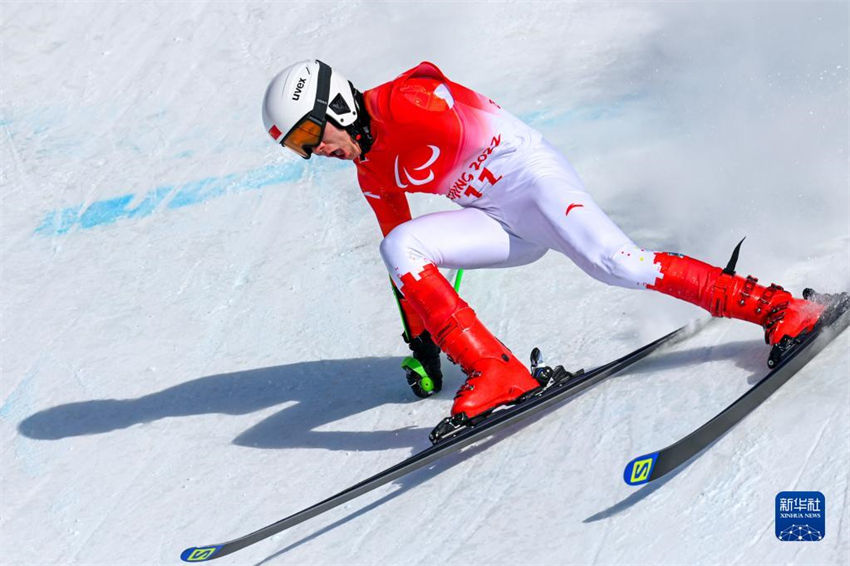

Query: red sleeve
[[360, 184, 412, 237], [365, 191, 411, 237], [359, 174, 427, 340]]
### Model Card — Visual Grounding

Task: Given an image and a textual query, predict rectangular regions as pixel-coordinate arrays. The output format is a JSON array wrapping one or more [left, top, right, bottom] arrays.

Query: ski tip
[[623, 452, 659, 486], [181, 545, 222, 562]]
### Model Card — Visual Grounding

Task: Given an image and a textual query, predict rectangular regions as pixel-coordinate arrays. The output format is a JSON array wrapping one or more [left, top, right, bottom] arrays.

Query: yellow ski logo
[[630, 458, 654, 483], [185, 547, 217, 561]]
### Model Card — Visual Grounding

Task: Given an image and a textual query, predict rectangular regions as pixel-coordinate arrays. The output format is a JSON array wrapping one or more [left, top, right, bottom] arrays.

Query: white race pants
[[381, 139, 662, 291]]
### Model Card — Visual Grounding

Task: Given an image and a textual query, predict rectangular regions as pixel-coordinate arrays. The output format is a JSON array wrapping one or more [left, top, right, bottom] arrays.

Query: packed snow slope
[[2, 3, 848, 565]]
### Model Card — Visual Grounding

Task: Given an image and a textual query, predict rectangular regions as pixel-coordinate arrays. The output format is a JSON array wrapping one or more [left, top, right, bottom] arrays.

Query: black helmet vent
[[329, 93, 351, 116]]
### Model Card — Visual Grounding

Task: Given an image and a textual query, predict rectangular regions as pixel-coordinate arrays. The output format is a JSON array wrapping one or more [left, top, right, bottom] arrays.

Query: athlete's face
[[313, 121, 362, 160]]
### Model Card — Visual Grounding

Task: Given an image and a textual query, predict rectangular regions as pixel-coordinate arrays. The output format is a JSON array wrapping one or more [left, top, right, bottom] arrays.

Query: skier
[[261, 59, 826, 424]]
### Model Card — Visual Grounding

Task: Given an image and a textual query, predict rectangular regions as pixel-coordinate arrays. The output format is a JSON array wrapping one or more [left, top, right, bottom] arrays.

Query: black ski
[[623, 294, 849, 487], [180, 323, 692, 562]]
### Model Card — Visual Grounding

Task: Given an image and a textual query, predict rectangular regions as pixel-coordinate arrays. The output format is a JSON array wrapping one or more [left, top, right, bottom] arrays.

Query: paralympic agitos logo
[[394, 145, 441, 188]]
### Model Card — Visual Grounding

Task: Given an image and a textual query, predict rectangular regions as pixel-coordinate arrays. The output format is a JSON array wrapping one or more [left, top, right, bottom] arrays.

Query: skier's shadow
[[623, 338, 766, 377], [17, 357, 462, 451], [253, 338, 770, 562], [253, 422, 533, 566]]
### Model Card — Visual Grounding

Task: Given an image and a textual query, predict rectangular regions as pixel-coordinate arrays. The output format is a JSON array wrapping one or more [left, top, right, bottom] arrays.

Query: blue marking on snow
[[0, 373, 44, 479], [32, 94, 642, 237], [35, 205, 84, 236], [33, 161, 336, 236], [78, 195, 136, 229], [3, 373, 33, 427]]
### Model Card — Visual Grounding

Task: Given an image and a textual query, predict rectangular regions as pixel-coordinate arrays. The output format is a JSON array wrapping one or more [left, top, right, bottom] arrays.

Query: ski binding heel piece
[[430, 412, 482, 445], [767, 335, 802, 369], [767, 289, 849, 368]]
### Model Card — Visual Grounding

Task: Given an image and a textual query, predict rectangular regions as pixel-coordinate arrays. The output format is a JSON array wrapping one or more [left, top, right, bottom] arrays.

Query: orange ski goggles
[[279, 61, 331, 159]]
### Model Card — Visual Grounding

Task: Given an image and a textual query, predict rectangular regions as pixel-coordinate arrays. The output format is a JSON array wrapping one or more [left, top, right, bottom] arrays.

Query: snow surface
[[2, 2, 848, 565]]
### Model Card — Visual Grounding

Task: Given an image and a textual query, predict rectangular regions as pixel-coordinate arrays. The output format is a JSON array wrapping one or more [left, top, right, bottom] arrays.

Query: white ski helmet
[[262, 59, 371, 159]]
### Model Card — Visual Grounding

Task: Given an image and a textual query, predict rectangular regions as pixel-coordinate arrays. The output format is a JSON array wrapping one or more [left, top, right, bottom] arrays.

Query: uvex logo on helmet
[[394, 145, 441, 189], [292, 77, 307, 101]]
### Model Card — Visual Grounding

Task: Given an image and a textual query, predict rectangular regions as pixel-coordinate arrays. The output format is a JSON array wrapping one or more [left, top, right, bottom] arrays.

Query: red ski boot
[[399, 264, 540, 419], [649, 242, 825, 366]]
